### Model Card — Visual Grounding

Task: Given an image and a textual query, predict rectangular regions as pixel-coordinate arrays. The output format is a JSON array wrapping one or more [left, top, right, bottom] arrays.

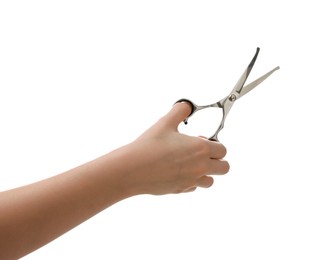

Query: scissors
[[176, 47, 280, 142]]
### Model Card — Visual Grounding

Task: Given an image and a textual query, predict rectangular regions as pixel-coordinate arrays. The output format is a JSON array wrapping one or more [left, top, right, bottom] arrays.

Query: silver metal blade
[[238, 66, 280, 99], [231, 47, 260, 95]]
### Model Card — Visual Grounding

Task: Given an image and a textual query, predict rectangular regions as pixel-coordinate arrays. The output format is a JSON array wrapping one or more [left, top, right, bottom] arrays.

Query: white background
[[1, 1, 324, 259]]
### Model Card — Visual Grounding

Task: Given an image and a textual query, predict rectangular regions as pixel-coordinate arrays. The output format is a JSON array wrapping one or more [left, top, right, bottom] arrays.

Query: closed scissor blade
[[238, 66, 280, 99]]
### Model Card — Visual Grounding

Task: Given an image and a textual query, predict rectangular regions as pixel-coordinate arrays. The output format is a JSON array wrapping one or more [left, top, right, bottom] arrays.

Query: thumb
[[164, 102, 192, 130]]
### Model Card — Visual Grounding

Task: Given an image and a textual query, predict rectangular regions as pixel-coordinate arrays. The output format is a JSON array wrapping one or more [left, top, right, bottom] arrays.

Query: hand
[[124, 102, 230, 195]]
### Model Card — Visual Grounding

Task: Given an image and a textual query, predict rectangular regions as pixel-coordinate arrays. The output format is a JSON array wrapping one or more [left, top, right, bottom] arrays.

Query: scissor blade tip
[[276, 66, 280, 70]]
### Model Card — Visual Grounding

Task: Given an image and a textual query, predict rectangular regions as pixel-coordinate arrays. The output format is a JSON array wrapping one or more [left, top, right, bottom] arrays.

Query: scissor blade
[[238, 66, 280, 99], [231, 47, 260, 95]]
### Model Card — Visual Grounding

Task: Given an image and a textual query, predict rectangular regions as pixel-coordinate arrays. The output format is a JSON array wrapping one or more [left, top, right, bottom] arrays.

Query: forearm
[[0, 145, 136, 259]]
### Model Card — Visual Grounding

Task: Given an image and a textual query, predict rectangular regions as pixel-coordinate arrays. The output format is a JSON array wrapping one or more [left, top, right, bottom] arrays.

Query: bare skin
[[0, 102, 229, 259]]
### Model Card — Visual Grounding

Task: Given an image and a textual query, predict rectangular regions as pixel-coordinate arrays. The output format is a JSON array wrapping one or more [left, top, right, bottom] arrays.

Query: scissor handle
[[175, 98, 224, 141]]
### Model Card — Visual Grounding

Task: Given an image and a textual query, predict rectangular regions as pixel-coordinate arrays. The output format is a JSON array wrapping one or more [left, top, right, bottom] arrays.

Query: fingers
[[164, 102, 192, 130], [206, 140, 227, 159], [208, 159, 230, 175], [199, 140, 230, 176], [178, 158, 229, 194], [196, 176, 214, 188], [181, 176, 213, 193], [181, 159, 229, 193], [182, 176, 215, 193], [198, 136, 227, 159]]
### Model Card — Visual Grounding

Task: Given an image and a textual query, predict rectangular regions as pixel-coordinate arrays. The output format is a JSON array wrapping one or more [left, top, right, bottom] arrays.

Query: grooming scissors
[[176, 47, 280, 142]]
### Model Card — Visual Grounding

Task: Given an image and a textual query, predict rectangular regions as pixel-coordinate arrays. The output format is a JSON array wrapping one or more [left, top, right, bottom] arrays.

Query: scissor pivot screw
[[229, 94, 237, 102]]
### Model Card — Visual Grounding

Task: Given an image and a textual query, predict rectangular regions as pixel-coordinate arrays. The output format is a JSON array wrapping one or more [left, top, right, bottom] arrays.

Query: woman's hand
[[122, 102, 230, 195]]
